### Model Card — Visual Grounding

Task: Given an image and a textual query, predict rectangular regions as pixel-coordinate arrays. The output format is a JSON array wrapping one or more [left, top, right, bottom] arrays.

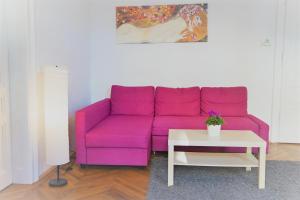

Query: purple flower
[[208, 111, 219, 117]]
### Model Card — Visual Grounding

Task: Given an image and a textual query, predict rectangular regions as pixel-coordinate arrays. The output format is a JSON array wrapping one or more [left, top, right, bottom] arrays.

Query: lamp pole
[[48, 166, 68, 187]]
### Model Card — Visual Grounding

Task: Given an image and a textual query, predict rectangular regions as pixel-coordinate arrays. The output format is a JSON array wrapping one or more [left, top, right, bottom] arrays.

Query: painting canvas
[[116, 4, 208, 44]]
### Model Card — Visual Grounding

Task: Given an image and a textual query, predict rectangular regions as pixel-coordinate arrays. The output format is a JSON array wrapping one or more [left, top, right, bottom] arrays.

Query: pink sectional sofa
[[76, 85, 269, 167]]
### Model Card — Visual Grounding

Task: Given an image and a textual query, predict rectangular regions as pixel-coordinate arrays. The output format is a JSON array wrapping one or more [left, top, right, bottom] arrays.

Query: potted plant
[[205, 111, 224, 136]]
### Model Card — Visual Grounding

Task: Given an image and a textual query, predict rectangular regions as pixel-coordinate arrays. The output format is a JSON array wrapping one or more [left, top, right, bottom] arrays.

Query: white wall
[[34, 0, 91, 175], [90, 0, 277, 128]]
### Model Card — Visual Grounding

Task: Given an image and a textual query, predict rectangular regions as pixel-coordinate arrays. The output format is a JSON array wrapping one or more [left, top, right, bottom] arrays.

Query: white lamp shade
[[43, 66, 70, 165]]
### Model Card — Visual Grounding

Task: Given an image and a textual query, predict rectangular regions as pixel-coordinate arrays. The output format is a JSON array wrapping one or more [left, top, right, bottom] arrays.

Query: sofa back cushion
[[201, 87, 247, 116], [155, 87, 201, 116], [111, 85, 155, 116]]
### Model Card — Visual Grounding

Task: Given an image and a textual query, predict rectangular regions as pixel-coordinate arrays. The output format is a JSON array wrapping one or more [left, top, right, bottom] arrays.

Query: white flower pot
[[207, 125, 221, 137]]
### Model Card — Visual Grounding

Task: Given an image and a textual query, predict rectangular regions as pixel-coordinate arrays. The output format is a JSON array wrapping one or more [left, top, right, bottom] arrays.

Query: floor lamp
[[42, 66, 69, 187]]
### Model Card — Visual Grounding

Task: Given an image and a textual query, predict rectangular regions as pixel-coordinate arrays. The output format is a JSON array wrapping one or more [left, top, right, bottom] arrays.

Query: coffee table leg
[[168, 144, 174, 186], [258, 145, 266, 189], [246, 147, 252, 171]]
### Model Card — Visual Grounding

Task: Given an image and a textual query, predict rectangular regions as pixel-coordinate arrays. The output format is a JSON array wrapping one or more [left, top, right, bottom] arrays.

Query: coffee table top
[[168, 129, 266, 148]]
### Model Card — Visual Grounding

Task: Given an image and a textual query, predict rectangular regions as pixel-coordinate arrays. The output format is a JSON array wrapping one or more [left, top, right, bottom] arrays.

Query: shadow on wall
[[69, 116, 76, 151]]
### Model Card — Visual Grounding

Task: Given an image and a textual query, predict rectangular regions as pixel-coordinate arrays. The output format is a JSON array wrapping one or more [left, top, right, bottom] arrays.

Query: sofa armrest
[[247, 114, 269, 152], [76, 98, 111, 132], [75, 98, 111, 163]]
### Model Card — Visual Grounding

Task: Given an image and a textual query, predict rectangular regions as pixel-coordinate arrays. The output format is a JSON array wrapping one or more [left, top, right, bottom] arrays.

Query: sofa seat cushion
[[86, 115, 153, 148], [155, 87, 201, 116], [152, 116, 206, 136], [201, 87, 248, 116], [111, 85, 155, 116], [222, 117, 259, 133]]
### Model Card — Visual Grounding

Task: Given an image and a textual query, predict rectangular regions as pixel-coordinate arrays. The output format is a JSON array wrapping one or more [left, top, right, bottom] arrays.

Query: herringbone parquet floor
[[1, 143, 300, 200]]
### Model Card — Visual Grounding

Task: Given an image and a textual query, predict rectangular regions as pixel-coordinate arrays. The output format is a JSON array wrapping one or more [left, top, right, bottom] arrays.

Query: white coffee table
[[168, 130, 267, 189]]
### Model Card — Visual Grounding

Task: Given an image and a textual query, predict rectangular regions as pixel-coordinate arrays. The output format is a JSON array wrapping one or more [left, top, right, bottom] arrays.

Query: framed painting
[[116, 4, 208, 44]]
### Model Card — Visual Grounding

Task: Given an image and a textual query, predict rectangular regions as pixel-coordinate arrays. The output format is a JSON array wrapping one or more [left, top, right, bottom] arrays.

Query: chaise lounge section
[[76, 85, 154, 166], [76, 85, 269, 166]]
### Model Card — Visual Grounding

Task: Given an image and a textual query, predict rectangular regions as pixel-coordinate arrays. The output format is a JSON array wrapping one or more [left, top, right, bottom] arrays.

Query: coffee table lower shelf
[[174, 152, 259, 167]]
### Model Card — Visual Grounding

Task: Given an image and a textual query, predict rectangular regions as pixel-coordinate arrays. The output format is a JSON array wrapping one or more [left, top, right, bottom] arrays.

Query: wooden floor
[[1, 143, 300, 200]]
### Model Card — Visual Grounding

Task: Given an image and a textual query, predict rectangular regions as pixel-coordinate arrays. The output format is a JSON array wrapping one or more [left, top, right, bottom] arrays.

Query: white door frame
[[5, 0, 40, 184], [0, 0, 12, 190], [277, 0, 300, 143], [271, 0, 287, 142], [271, 0, 300, 143]]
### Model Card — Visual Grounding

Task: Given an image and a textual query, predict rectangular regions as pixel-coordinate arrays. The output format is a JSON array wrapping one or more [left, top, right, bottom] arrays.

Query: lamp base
[[48, 178, 68, 187]]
